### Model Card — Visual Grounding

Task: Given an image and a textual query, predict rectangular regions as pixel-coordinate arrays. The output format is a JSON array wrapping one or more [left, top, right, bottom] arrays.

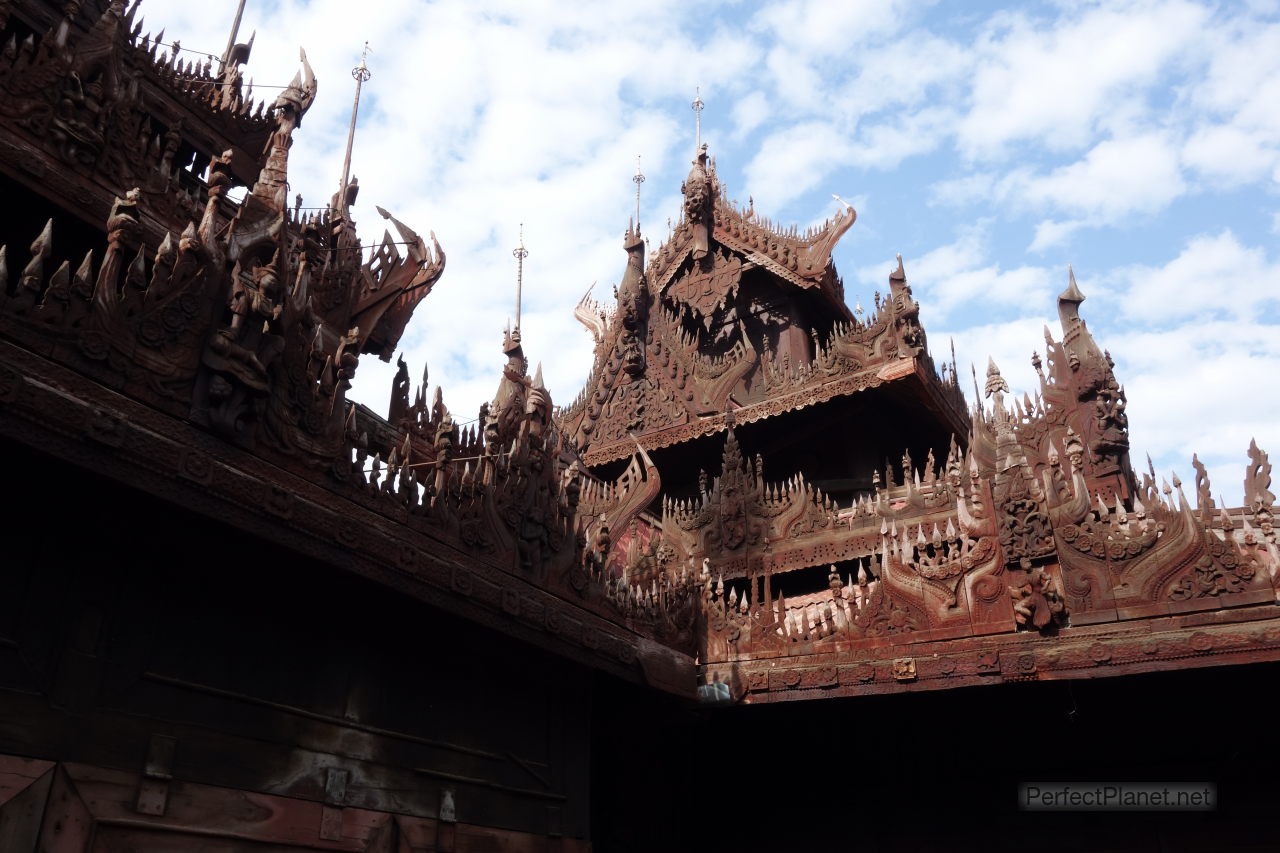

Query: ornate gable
[[560, 147, 966, 466]]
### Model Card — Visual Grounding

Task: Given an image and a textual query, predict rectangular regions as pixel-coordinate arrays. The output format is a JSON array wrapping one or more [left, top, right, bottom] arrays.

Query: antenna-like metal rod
[[632, 155, 645, 228], [691, 86, 705, 152], [219, 0, 248, 73], [513, 224, 528, 332], [339, 42, 371, 214]]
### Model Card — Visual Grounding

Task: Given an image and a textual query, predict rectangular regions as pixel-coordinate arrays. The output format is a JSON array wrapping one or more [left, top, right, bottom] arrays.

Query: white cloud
[[836, 32, 970, 116], [856, 225, 1055, 322], [1017, 133, 1185, 222], [1029, 219, 1088, 252], [1186, 13, 1280, 131], [1182, 125, 1279, 186], [935, 133, 1187, 248], [957, 1, 1208, 157], [847, 106, 957, 169], [731, 91, 770, 139], [751, 0, 920, 57], [1119, 230, 1280, 323], [928, 172, 996, 207], [744, 122, 854, 211]]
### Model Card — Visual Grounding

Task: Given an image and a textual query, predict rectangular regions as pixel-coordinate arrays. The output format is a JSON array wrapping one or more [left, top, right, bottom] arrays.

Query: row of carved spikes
[[936, 359, 963, 390], [1130, 465, 1222, 522], [884, 526, 974, 569], [721, 199, 841, 244], [710, 563, 885, 637], [981, 329, 1104, 425], [988, 414, 1191, 526], [881, 515, 962, 544], [371, 397, 500, 467], [1086, 469, 1276, 571], [710, 175, 844, 244], [660, 443, 971, 530], [286, 206, 337, 231], [707, 552, 869, 605], [576, 474, 615, 507], [391, 373, 515, 465], [577, 551, 701, 621], [0, 217, 203, 311], [350, 430, 532, 502], [873, 451, 970, 498], [981, 386, 1048, 426], [131, 26, 271, 122], [603, 571, 697, 615], [0, 12, 270, 126], [1046, 438, 1267, 543], [717, 208, 829, 244], [553, 381, 591, 423]]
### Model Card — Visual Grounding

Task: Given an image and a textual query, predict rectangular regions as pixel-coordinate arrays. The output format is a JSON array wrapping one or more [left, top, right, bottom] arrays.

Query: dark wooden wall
[[5, 436, 1280, 852], [0, 439, 593, 849], [592, 660, 1280, 852]]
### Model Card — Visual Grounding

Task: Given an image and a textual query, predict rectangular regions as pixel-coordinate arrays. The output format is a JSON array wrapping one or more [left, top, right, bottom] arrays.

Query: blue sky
[[141, 0, 1279, 502]]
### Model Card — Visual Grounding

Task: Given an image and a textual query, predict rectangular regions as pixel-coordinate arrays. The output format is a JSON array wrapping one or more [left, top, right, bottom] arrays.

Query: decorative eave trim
[[715, 610, 1280, 703], [583, 357, 919, 467], [0, 339, 695, 696]]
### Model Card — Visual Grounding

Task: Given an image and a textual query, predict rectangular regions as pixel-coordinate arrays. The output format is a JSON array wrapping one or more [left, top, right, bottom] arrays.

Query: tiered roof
[[559, 146, 968, 466]]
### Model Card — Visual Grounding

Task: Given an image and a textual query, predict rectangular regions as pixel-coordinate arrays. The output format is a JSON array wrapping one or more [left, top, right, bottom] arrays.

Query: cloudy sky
[[138, 0, 1278, 503]]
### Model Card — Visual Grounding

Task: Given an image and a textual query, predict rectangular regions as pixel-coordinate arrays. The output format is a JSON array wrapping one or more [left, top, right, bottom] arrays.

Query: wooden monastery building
[[1, 2, 1278, 850]]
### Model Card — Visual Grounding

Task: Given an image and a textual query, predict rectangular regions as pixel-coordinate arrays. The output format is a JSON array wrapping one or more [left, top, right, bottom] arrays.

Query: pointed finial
[[985, 357, 1010, 398], [1060, 263, 1085, 304], [891, 252, 905, 281], [353, 41, 372, 82], [513, 223, 529, 333], [691, 86, 705, 152]]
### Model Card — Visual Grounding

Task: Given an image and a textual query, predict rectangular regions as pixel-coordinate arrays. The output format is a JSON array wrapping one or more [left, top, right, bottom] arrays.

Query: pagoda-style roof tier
[[5, 4, 1278, 711], [645, 182, 857, 318], [559, 153, 968, 467], [1, 1, 281, 244], [568, 342, 967, 469], [623, 282, 1279, 703]]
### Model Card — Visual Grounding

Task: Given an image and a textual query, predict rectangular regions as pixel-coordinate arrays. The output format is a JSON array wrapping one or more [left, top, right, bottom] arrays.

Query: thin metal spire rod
[[632, 155, 645, 228], [513, 224, 528, 332], [340, 42, 371, 214], [692, 86, 704, 152], [219, 0, 248, 73]]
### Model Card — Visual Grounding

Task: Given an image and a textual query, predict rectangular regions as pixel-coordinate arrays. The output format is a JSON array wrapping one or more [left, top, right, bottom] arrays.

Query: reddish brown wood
[[1, 1, 1279, 848]]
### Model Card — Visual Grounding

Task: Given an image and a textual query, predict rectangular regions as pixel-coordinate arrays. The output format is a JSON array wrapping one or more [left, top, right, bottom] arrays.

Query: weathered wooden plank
[[0, 757, 54, 853]]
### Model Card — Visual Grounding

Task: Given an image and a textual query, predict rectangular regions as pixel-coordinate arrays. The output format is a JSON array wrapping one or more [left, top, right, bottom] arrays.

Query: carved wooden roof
[[558, 154, 968, 467], [0, 1, 282, 244], [2, 1, 1278, 712], [0, 17, 697, 692]]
